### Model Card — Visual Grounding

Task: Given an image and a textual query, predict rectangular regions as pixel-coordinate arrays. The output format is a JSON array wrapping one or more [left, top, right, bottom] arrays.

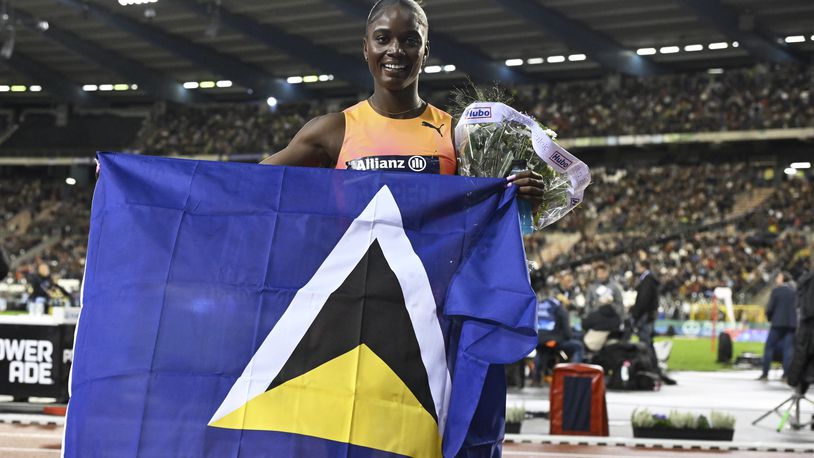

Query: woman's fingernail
[[506, 174, 517, 181], [505, 182, 513, 188]]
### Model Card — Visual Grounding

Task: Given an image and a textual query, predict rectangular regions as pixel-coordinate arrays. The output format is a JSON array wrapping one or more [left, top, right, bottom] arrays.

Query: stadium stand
[[1, 177, 91, 283], [2, 158, 809, 316], [0, 110, 143, 157], [0, 53, 811, 332], [515, 63, 814, 137], [1, 64, 811, 159]]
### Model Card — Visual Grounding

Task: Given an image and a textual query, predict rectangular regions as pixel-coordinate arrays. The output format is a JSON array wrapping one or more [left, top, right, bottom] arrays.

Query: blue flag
[[65, 153, 536, 458]]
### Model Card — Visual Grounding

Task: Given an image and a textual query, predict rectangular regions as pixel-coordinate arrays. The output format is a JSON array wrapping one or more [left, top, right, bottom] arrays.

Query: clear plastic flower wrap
[[454, 101, 591, 230]]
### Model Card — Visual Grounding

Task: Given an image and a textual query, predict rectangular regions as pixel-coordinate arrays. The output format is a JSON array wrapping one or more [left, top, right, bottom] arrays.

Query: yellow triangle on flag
[[209, 344, 442, 458]]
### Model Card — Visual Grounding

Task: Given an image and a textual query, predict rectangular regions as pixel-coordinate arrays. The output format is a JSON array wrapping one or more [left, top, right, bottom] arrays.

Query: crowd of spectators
[[2, 162, 809, 314], [552, 162, 764, 233], [130, 64, 814, 157], [1, 177, 91, 306], [2, 63, 813, 314], [136, 102, 324, 157], [538, 170, 813, 316], [549, 229, 810, 318], [516, 63, 814, 137]]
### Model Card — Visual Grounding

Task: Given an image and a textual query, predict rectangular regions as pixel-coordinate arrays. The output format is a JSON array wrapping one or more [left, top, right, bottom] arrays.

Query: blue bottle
[[508, 159, 534, 235]]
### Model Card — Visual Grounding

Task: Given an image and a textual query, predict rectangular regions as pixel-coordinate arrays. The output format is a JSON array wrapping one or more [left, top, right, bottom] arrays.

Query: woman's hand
[[507, 170, 544, 211]]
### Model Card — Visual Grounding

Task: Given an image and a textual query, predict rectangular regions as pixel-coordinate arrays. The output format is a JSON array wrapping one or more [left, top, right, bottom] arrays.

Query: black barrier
[[0, 322, 74, 400]]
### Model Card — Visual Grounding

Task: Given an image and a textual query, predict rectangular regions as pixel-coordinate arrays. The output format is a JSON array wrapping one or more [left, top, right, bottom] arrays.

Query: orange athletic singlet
[[336, 100, 457, 175]]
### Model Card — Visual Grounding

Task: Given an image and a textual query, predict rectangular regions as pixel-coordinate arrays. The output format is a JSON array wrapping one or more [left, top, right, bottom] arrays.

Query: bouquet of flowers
[[450, 86, 590, 230]]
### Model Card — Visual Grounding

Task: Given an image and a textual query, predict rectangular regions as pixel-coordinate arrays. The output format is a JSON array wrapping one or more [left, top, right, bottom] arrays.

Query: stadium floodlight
[[99, 84, 113, 91], [29, 85, 42, 92], [659, 46, 679, 54], [636, 48, 656, 56], [732, 41, 739, 47], [504, 59, 523, 67], [424, 65, 441, 73], [547, 55, 565, 63], [443, 64, 456, 72], [784, 35, 805, 43], [216, 80, 232, 88], [131, 84, 138, 90], [707, 68, 724, 74], [791, 162, 811, 169], [82, 84, 98, 92], [302, 75, 318, 83], [568, 54, 586, 61], [266, 96, 277, 108], [0, 85, 9, 92], [708, 42, 728, 50], [684, 44, 703, 52], [65, 177, 77, 186], [286, 76, 303, 84], [526, 57, 544, 65], [199, 81, 215, 88], [784, 167, 798, 176], [183, 81, 198, 89], [10, 85, 25, 92], [118, 0, 158, 5], [113, 84, 129, 91]]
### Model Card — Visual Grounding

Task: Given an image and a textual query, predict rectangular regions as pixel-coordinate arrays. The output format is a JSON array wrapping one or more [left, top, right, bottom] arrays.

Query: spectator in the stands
[[26, 262, 75, 308], [586, 262, 625, 318], [535, 297, 584, 384]]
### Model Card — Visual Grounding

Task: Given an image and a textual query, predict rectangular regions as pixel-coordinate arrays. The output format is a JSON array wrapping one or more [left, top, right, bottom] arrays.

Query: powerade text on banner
[[64, 153, 537, 458]]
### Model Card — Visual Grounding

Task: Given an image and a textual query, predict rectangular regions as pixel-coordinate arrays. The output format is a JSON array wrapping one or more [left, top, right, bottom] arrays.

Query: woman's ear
[[362, 37, 369, 62], [423, 43, 430, 64]]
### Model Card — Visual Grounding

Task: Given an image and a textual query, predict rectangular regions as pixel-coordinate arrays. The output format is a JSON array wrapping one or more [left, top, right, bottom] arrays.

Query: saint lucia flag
[[64, 153, 536, 458]]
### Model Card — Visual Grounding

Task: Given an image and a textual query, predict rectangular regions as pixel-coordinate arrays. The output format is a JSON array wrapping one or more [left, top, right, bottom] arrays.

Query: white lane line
[[504, 434, 814, 453], [0, 431, 63, 439], [0, 447, 60, 454], [505, 452, 679, 458], [0, 413, 65, 423]]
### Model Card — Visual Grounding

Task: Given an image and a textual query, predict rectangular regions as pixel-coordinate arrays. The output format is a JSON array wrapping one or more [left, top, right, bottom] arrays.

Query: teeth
[[384, 64, 406, 70]]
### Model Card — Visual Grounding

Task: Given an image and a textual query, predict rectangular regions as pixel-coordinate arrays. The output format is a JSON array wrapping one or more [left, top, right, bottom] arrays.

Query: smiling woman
[[257, 1, 545, 455], [260, 0, 545, 205]]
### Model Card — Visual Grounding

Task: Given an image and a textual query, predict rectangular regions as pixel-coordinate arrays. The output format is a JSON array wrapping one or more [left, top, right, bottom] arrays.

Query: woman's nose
[[387, 43, 405, 56]]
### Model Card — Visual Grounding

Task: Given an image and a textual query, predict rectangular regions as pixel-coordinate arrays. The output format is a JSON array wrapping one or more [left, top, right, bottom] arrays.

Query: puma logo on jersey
[[421, 121, 444, 137]]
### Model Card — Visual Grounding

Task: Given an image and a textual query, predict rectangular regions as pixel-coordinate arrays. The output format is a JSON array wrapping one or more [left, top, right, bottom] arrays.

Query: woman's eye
[[376, 36, 388, 44]]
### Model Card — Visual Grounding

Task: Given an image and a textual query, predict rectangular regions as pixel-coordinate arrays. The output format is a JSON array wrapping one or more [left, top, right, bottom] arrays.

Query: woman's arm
[[260, 113, 345, 168]]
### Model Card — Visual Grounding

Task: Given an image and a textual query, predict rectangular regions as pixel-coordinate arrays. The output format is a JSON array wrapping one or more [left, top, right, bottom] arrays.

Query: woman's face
[[363, 5, 428, 92]]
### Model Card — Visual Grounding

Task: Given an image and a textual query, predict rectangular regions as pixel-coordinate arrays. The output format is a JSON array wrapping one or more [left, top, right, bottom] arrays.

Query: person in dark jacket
[[758, 271, 797, 381], [787, 265, 814, 389], [26, 262, 75, 308], [0, 247, 9, 281], [627, 260, 676, 385], [628, 260, 659, 340]]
